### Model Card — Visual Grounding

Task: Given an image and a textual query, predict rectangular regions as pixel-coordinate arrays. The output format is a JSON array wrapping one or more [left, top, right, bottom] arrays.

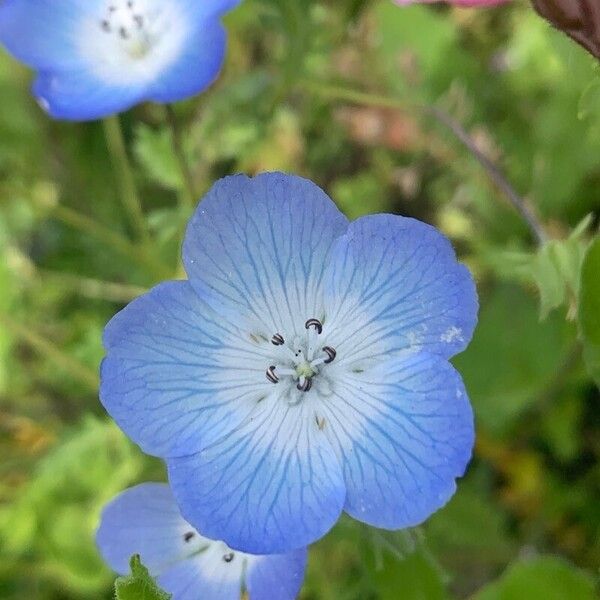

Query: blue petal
[[246, 549, 308, 600], [0, 0, 98, 70], [96, 483, 203, 575], [97, 483, 308, 600], [146, 19, 226, 104], [157, 557, 243, 600], [177, 0, 242, 16], [323, 214, 478, 361], [33, 70, 145, 121], [183, 172, 349, 333], [167, 398, 346, 554], [319, 353, 474, 529], [101, 281, 271, 458]]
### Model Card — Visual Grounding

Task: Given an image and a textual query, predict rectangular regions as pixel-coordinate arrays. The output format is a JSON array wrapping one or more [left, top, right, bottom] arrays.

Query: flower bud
[[532, 0, 600, 59]]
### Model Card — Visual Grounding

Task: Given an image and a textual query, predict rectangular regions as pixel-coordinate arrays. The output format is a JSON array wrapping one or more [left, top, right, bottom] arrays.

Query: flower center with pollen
[[98, 1, 157, 59], [266, 318, 337, 398], [79, 0, 186, 86]]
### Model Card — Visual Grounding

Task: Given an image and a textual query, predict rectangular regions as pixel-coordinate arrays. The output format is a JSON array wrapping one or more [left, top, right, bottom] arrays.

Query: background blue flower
[[96, 483, 308, 600], [0, 0, 240, 120], [100, 172, 478, 554]]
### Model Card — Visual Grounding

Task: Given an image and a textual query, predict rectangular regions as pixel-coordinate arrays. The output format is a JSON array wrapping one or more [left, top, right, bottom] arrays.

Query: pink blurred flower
[[395, 0, 509, 6]]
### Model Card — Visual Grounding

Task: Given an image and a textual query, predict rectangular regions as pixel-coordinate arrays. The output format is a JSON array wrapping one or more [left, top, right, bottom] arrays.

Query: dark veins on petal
[[532, 0, 600, 59]]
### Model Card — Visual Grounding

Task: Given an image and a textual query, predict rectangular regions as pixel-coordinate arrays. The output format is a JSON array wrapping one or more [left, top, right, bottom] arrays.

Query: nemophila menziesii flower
[[100, 172, 478, 553], [0, 0, 240, 120], [96, 483, 307, 600]]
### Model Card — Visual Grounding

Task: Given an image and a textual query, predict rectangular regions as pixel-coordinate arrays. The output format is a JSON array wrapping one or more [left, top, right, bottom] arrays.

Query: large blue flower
[[100, 172, 478, 553], [97, 483, 307, 600], [0, 0, 239, 120]]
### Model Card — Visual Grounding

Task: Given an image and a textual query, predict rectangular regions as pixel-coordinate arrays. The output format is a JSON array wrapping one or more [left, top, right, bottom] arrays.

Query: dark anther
[[271, 333, 284, 346], [297, 378, 312, 392], [119, 26, 129, 39], [108, 5, 116, 11], [223, 553, 235, 563], [134, 14, 144, 27], [127, 0, 134, 7], [305, 318, 323, 334], [101, 20, 111, 32], [183, 531, 195, 543], [266, 365, 279, 384], [323, 346, 336, 364]]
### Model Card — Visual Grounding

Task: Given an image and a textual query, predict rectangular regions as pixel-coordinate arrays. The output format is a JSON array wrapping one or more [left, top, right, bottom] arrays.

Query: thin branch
[[39, 270, 147, 303], [425, 106, 548, 246], [52, 204, 171, 279], [302, 80, 548, 246], [0, 312, 99, 391], [165, 104, 197, 209], [102, 115, 150, 244]]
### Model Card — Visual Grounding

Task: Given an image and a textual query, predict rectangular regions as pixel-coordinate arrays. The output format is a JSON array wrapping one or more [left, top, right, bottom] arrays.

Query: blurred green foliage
[[0, 1, 599, 599], [114, 556, 172, 600]]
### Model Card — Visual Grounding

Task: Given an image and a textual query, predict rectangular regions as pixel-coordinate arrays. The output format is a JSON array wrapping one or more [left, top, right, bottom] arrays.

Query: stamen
[[265, 318, 335, 396], [323, 346, 337, 364], [305, 318, 323, 334], [266, 366, 279, 384], [183, 531, 195, 543], [119, 26, 129, 39], [271, 333, 285, 346], [223, 553, 235, 563], [101, 19, 111, 32], [297, 378, 312, 392]]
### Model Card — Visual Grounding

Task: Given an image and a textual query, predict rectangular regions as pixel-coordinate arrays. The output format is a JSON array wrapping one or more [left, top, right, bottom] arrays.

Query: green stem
[[40, 270, 147, 303], [52, 204, 171, 279], [102, 115, 150, 244], [0, 312, 99, 391], [165, 105, 196, 210], [303, 80, 548, 246]]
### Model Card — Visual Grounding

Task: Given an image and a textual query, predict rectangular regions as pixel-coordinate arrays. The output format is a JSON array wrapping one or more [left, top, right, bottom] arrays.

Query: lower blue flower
[[100, 172, 478, 553], [0, 0, 240, 120], [96, 483, 308, 600]]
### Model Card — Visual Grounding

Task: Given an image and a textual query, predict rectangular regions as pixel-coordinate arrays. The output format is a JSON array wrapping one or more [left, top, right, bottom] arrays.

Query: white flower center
[[180, 528, 258, 583], [266, 318, 337, 401], [77, 0, 188, 86], [99, 1, 155, 59]]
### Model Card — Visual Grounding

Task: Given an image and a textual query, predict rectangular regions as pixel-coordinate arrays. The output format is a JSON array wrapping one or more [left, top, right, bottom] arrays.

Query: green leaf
[[495, 217, 592, 320], [133, 124, 182, 191], [579, 75, 600, 121], [530, 243, 567, 320], [578, 236, 600, 386], [473, 556, 596, 600], [453, 284, 575, 434], [364, 543, 447, 600], [114, 555, 172, 600]]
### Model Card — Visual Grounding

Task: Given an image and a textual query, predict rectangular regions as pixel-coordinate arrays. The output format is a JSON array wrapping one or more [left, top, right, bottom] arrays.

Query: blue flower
[[96, 483, 307, 600], [0, 0, 240, 121], [100, 172, 478, 553]]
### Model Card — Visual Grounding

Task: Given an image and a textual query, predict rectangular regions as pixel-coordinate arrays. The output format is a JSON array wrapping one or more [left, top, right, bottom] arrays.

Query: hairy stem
[[103, 115, 150, 244], [165, 104, 197, 209]]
